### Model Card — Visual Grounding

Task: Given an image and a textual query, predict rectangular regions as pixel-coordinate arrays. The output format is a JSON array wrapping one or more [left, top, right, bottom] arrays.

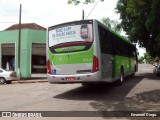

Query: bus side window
[[104, 29, 111, 54], [109, 32, 115, 55], [115, 36, 120, 55], [127, 45, 130, 57], [130, 46, 135, 57], [123, 40, 127, 56], [98, 25, 111, 54], [98, 26, 105, 53]]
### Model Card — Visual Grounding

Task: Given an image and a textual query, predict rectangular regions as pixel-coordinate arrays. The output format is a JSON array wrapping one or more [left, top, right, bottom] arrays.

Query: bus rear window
[[48, 21, 93, 53]]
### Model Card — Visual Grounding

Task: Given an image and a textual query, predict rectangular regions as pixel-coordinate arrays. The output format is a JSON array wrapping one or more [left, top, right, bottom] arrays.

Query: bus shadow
[[89, 72, 160, 114], [145, 73, 160, 80], [53, 75, 144, 101]]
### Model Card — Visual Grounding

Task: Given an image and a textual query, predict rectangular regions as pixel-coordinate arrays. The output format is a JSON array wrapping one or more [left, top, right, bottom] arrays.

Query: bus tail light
[[47, 59, 52, 74], [92, 55, 99, 73]]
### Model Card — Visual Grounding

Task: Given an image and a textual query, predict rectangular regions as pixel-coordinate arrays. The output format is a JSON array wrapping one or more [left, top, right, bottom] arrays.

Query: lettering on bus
[[52, 26, 76, 39]]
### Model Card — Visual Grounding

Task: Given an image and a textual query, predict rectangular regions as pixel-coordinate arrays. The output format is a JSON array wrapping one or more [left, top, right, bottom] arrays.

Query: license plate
[[66, 77, 76, 80]]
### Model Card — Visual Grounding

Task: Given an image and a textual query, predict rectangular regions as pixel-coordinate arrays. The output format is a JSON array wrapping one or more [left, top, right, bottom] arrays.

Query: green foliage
[[141, 52, 160, 64], [68, 0, 160, 57], [101, 17, 111, 29], [101, 17, 122, 33], [116, 0, 160, 57], [68, 0, 95, 5], [143, 52, 153, 64], [138, 56, 145, 63]]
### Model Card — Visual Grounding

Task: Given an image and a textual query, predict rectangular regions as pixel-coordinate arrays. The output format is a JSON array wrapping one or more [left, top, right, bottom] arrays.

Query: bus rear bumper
[[47, 71, 101, 84]]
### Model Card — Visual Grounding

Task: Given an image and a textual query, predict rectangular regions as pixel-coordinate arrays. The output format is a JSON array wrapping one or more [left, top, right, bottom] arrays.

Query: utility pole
[[18, 4, 22, 81], [82, 9, 84, 20]]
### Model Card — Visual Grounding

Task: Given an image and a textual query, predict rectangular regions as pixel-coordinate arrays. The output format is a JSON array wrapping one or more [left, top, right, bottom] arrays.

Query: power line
[[0, 22, 17, 23], [86, 0, 104, 19]]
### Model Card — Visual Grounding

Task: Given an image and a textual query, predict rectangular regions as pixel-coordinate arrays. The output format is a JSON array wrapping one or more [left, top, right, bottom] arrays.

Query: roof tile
[[5, 23, 46, 31]]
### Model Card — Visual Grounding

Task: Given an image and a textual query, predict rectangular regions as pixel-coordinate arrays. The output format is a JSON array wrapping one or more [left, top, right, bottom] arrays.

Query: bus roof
[[94, 19, 135, 47], [48, 20, 93, 30], [49, 19, 135, 47]]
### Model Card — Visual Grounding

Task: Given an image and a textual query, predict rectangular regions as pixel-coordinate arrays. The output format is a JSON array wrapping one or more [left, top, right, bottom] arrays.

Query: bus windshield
[[48, 21, 93, 53]]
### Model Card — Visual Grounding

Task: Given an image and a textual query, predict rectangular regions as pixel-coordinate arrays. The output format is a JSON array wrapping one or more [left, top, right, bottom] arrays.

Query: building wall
[[0, 30, 19, 72], [22, 29, 46, 77], [0, 29, 46, 78], [20, 29, 29, 77]]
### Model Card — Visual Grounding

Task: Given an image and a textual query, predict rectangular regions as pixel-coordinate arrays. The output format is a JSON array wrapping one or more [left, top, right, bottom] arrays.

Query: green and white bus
[[47, 19, 138, 85]]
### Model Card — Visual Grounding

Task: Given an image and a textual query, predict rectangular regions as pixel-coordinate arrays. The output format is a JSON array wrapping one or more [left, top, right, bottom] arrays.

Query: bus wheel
[[116, 68, 124, 86], [131, 65, 137, 76], [133, 65, 137, 76]]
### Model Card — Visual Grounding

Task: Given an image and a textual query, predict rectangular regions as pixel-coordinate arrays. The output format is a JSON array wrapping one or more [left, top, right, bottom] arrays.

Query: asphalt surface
[[0, 64, 160, 120]]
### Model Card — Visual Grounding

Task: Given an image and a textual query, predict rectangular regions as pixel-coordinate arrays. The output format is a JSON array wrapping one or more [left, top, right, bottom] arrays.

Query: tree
[[138, 56, 145, 63], [68, 0, 160, 57], [101, 17, 122, 33], [116, 0, 160, 57], [67, 1, 122, 33], [138, 52, 160, 64], [68, 0, 95, 5]]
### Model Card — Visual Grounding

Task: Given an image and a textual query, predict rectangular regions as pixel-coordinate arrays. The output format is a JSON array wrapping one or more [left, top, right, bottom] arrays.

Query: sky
[[0, 0, 145, 56]]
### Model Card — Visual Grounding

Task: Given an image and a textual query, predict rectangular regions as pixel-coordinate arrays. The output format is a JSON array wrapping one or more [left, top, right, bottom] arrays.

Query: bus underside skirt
[[50, 63, 92, 75], [47, 71, 102, 83]]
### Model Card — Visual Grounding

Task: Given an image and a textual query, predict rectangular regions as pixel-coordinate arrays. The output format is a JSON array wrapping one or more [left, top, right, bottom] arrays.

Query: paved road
[[0, 64, 160, 120]]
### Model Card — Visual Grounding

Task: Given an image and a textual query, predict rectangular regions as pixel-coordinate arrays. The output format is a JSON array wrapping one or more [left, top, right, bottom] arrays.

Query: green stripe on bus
[[48, 45, 94, 65], [114, 55, 135, 75], [54, 46, 86, 52]]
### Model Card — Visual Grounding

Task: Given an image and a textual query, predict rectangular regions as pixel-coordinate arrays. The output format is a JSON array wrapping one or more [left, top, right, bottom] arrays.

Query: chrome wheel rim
[[120, 72, 123, 82]]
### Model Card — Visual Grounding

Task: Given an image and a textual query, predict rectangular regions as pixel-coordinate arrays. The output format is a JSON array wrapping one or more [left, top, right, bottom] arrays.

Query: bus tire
[[131, 65, 136, 76], [116, 68, 124, 86]]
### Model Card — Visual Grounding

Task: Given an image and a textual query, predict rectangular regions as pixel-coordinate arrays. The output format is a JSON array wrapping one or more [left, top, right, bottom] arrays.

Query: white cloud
[[136, 44, 146, 57], [0, 0, 146, 55], [0, 0, 19, 15], [0, 0, 119, 29]]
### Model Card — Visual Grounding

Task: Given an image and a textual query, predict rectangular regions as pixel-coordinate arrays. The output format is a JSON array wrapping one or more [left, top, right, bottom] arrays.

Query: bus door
[[102, 54, 113, 81], [98, 24, 113, 81]]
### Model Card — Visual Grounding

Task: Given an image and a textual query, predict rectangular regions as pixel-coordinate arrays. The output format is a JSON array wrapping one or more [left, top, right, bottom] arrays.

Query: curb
[[12, 79, 48, 84]]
